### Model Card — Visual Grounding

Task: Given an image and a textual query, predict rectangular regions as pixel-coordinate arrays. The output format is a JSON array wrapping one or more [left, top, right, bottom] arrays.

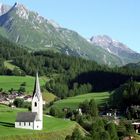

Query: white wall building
[[15, 73, 43, 130]]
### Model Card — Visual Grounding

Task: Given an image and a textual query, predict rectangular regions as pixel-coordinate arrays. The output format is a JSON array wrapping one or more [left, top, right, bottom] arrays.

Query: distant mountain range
[[90, 35, 140, 65], [0, 3, 140, 67]]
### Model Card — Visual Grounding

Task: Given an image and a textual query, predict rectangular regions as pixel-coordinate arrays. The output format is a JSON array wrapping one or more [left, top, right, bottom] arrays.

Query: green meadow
[[0, 76, 46, 93], [52, 92, 110, 110], [0, 76, 56, 102], [0, 105, 82, 140]]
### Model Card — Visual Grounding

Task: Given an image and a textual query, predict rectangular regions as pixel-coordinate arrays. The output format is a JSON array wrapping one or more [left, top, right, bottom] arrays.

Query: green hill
[[0, 76, 56, 102], [0, 105, 84, 140], [0, 76, 45, 93], [51, 92, 110, 110]]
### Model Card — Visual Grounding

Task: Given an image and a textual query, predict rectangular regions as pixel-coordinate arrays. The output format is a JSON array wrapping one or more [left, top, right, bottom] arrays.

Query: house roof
[[16, 112, 37, 122]]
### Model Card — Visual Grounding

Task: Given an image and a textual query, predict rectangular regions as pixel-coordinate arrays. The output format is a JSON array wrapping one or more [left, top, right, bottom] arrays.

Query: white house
[[15, 73, 43, 130]]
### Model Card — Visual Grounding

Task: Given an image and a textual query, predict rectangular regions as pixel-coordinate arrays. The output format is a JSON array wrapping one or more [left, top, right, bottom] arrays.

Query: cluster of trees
[[13, 98, 31, 109], [111, 79, 140, 108], [49, 99, 98, 119], [49, 99, 135, 140], [46, 79, 92, 98], [0, 35, 27, 75], [126, 105, 140, 120], [111, 79, 140, 119], [65, 100, 135, 140], [66, 120, 135, 140]]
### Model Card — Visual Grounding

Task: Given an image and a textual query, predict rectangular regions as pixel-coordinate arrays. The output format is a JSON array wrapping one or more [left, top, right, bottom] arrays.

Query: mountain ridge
[[89, 35, 140, 65], [0, 3, 139, 67]]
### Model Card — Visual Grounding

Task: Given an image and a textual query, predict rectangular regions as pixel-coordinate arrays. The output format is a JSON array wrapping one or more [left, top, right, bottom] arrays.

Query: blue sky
[[0, 0, 140, 52]]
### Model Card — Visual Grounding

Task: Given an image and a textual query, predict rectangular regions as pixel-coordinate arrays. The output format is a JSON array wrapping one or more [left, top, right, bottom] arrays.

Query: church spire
[[33, 72, 41, 99], [32, 72, 43, 125]]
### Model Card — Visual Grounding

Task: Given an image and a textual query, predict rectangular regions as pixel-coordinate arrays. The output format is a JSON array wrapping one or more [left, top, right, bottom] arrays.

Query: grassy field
[[51, 92, 110, 110], [0, 76, 45, 93], [0, 76, 56, 102], [0, 105, 82, 140]]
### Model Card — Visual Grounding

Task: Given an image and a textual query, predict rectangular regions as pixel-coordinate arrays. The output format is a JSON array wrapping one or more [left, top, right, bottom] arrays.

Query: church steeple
[[32, 72, 43, 124], [33, 72, 41, 100]]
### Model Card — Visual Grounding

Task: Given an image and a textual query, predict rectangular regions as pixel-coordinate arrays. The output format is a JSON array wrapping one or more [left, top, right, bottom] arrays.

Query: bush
[[49, 107, 65, 118], [13, 98, 24, 107]]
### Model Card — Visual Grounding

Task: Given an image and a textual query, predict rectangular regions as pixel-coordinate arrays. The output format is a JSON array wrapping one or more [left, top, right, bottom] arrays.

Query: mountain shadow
[[70, 71, 140, 92]]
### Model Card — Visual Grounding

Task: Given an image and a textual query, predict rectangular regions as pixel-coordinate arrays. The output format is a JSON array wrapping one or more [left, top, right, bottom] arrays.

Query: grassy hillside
[[51, 92, 110, 110], [0, 76, 56, 102], [0, 75, 45, 93], [0, 105, 83, 140]]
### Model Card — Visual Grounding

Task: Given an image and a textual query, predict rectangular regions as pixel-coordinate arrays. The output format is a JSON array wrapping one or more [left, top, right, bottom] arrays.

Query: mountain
[[0, 3, 124, 67], [0, 3, 138, 67], [90, 35, 140, 65]]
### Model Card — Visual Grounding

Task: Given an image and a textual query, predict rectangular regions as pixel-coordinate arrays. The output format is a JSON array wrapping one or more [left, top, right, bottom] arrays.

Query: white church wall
[[34, 121, 42, 130], [15, 122, 34, 129], [32, 95, 43, 121]]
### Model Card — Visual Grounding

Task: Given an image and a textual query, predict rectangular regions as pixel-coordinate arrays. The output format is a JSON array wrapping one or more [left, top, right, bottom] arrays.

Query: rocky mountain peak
[[0, 3, 11, 15], [15, 3, 29, 20], [90, 35, 113, 47], [90, 35, 134, 54], [0, 2, 29, 19]]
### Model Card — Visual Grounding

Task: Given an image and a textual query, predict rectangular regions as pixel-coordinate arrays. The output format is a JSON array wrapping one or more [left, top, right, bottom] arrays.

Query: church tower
[[15, 72, 43, 130], [32, 72, 43, 123]]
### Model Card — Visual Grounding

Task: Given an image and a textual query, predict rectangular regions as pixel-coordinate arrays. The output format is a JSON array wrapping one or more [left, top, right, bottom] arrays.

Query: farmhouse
[[15, 73, 43, 130]]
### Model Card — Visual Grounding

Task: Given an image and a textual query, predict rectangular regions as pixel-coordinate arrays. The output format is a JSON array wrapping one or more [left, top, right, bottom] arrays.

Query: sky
[[0, 0, 140, 52]]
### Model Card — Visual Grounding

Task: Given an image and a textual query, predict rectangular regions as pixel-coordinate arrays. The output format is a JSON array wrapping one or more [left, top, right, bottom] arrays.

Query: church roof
[[16, 112, 37, 122], [32, 72, 41, 100]]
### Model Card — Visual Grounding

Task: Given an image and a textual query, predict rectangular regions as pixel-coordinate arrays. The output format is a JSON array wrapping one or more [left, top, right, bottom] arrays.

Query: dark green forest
[[0, 35, 140, 98]]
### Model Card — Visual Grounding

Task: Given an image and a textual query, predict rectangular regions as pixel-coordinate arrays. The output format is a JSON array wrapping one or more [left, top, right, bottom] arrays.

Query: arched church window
[[35, 102, 37, 107]]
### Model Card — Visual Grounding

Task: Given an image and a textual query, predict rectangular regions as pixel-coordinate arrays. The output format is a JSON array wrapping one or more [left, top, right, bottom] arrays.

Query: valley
[[0, 1, 140, 140]]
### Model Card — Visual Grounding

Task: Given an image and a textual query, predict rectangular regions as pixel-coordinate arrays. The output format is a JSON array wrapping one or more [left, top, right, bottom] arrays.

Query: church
[[15, 73, 43, 130]]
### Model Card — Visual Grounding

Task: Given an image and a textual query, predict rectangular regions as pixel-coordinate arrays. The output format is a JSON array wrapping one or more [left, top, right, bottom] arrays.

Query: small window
[[29, 122, 30, 126], [19, 122, 21, 126], [35, 102, 37, 107]]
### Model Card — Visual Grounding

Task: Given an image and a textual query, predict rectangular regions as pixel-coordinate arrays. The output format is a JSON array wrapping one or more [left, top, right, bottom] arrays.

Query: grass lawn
[[51, 92, 110, 110], [0, 105, 81, 140]]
